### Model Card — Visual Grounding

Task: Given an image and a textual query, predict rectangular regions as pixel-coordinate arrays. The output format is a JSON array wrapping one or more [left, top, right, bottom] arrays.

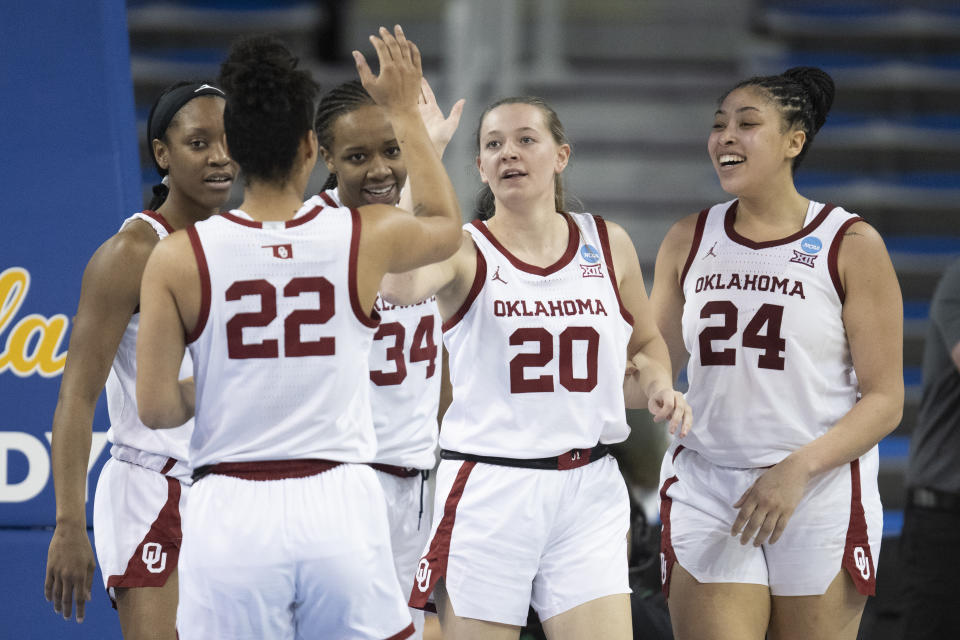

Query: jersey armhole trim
[[319, 191, 338, 208], [828, 215, 864, 304], [679, 208, 710, 289], [141, 209, 175, 234], [349, 207, 380, 328], [185, 226, 210, 344], [442, 244, 486, 333], [593, 215, 634, 325]]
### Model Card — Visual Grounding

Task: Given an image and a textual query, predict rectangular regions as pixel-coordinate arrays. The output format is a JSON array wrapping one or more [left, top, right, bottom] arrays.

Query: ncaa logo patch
[[800, 236, 822, 254], [580, 244, 600, 264]]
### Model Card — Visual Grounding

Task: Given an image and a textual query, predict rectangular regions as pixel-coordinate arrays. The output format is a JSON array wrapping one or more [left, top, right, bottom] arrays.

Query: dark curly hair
[[722, 66, 835, 173], [314, 80, 376, 192], [474, 96, 570, 220], [218, 36, 319, 184]]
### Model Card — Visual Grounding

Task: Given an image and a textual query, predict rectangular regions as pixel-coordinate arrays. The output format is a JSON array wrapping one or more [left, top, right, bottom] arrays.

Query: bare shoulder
[[837, 219, 890, 267], [660, 212, 701, 254]]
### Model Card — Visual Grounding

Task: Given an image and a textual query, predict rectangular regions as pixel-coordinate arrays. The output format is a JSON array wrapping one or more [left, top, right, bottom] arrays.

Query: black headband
[[147, 82, 226, 165]]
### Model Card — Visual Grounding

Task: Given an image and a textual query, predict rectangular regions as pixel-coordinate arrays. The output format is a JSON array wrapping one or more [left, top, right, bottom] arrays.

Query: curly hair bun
[[218, 36, 318, 183]]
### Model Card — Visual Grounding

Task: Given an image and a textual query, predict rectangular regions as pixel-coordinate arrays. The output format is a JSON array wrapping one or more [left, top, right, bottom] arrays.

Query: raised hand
[[353, 25, 422, 113], [417, 77, 465, 155]]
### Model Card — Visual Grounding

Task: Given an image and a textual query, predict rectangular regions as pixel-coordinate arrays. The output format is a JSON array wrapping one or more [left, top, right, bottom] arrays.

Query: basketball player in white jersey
[[650, 67, 903, 640], [379, 96, 691, 640], [135, 28, 462, 639], [44, 82, 234, 638], [313, 76, 463, 640]]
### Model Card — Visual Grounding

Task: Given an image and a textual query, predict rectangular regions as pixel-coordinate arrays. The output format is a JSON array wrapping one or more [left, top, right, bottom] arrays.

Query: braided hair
[[724, 66, 835, 172], [313, 80, 376, 191], [218, 36, 318, 184], [474, 96, 570, 220]]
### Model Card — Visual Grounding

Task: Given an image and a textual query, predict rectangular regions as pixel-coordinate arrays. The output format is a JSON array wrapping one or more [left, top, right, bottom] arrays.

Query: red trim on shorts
[[349, 207, 381, 328], [203, 459, 342, 481], [842, 458, 877, 596], [679, 208, 709, 289], [593, 215, 634, 326], [319, 191, 339, 208], [105, 476, 182, 599], [159, 457, 177, 475], [442, 246, 486, 333], [829, 215, 864, 304], [724, 200, 836, 249], [384, 622, 416, 640], [658, 475, 680, 598], [469, 213, 578, 276], [369, 463, 420, 478], [141, 210, 175, 234], [185, 226, 210, 344], [409, 461, 477, 610]]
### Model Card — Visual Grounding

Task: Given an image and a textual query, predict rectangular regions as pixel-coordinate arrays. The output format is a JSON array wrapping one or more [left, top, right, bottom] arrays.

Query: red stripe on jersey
[[724, 200, 837, 250], [442, 245, 486, 333], [408, 461, 476, 610], [842, 458, 877, 595], [220, 211, 262, 228], [593, 215, 634, 325], [141, 209, 175, 234], [828, 216, 864, 304], [319, 191, 338, 208], [349, 207, 380, 328], [658, 474, 680, 598], [105, 476, 182, 596], [285, 204, 323, 228], [469, 213, 578, 276], [385, 622, 416, 640], [679, 208, 709, 290], [185, 226, 211, 344]]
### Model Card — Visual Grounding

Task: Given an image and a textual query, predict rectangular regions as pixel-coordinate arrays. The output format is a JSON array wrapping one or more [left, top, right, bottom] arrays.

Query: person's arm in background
[[45, 224, 157, 623]]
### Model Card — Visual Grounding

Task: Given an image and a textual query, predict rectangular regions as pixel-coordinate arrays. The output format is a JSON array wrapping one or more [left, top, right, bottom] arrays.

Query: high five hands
[[353, 25, 423, 113]]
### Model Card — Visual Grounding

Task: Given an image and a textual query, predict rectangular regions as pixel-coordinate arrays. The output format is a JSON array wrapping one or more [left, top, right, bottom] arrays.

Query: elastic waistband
[[192, 459, 342, 482], [368, 463, 425, 478], [440, 444, 610, 471], [908, 486, 960, 512]]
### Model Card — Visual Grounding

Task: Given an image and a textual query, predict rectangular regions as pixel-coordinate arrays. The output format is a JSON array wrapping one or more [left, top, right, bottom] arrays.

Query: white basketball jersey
[[105, 211, 192, 465], [319, 189, 440, 470], [186, 197, 378, 468], [680, 199, 863, 467], [441, 213, 633, 458]]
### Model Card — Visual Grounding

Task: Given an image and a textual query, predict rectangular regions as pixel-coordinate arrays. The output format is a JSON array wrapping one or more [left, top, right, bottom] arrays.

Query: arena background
[[1, 1, 958, 637]]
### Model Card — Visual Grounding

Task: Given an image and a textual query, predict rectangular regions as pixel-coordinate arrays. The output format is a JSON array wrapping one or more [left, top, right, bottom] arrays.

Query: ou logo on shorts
[[142, 542, 167, 574], [853, 546, 870, 580], [659, 552, 667, 585], [416, 558, 432, 593]]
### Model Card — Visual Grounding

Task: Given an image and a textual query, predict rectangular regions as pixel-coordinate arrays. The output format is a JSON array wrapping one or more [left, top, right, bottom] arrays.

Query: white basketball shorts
[[375, 468, 433, 639], [176, 463, 413, 640], [93, 454, 189, 605], [409, 455, 630, 626], [658, 442, 882, 597]]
